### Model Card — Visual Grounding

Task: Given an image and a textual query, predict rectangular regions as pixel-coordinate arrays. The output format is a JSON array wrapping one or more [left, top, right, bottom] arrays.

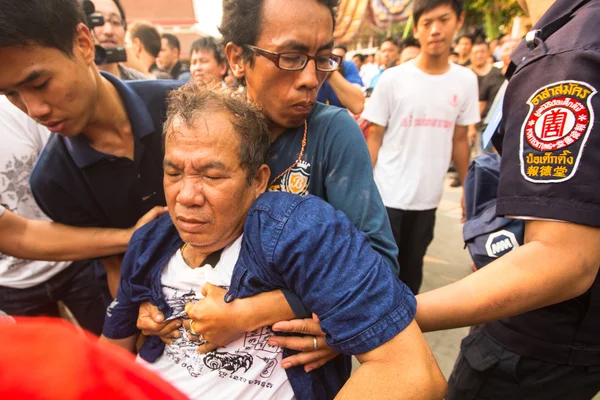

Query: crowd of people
[[0, 0, 598, 399]]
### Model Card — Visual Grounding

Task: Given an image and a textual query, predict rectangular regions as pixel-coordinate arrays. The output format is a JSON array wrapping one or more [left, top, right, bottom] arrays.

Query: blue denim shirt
[[103, 192, 416, 399]]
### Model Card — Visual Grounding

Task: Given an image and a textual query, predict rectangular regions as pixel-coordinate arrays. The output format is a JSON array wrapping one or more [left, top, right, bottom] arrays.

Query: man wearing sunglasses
[[138, 0, 404, 380]]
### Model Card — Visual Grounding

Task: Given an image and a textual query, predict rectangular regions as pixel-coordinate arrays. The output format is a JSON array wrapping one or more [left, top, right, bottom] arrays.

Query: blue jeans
[[0, 260, 108, 335]]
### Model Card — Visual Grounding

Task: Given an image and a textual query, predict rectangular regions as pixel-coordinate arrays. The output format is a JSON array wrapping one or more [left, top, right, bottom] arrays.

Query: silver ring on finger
[[189, 320, 199, 336], [312, 336, 318, 351]]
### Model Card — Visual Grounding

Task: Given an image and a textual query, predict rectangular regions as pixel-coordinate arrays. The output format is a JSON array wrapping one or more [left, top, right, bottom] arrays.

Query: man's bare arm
[[366, 123, 385, 168], [100, 334, 138, 353], [0, 206, 165, 261], [416, 220, 600, 332], [326, 71, 365, 114], [336, 320, 447, 400], [451, 125, 470, 185]]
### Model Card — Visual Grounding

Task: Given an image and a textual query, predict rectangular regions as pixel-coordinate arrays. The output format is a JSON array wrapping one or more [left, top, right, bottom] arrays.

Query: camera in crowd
[[82, 0, 127, 65]]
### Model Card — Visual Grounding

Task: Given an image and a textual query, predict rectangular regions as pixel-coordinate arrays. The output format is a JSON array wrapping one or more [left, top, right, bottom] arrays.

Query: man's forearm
[[416, 226, 600, 332], [366, 124, 385, 168], [242, 290, 296, 331], [326, 71, 365, 114], [336, 321, 446, 400], [0, 210, 132, 261], [451, 135, 470, 185]]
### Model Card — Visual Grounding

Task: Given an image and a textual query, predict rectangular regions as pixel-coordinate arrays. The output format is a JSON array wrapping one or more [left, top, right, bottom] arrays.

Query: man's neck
[[82, 74, 133, 158], [458, 54, 470, 65], [414, 53, 451, 75], [97, 63, 121, 79], [140, 52, 155, 74], [471, 62, 492, 77], [167, 60, 179, 75]]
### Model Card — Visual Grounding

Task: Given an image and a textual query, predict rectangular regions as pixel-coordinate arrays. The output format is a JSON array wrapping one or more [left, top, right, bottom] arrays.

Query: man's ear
[[133, 38, 143, 56], [74, 23, 96, 65], [412, 23, 420, 41], [225, 42, 247, 79], [253, 164, 271, 196], [456, 12, 465, 31]]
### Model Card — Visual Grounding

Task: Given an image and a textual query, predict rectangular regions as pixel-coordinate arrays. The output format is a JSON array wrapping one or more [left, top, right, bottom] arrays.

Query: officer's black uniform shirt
[[488, 0, 600, 365], [30, 72, 180, 229]]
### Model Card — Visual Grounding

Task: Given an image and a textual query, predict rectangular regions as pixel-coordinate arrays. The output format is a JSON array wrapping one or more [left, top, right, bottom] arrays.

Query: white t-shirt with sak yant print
[[138, 235, 294, 400]]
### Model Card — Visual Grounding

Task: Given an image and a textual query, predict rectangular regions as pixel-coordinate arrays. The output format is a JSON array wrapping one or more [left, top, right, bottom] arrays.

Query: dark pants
[[448, 329, 600, 400], [386, 207, 436, 294], [0, 260, 108, 335]]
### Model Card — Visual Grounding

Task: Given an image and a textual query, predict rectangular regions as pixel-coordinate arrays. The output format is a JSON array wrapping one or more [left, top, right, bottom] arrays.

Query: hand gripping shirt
[[103, 192, 416, 400]]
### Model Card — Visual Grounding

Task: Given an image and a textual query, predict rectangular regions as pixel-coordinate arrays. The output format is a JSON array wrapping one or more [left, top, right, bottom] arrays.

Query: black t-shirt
[[485, 0, 600, 366], [477, 67, 505, 119]]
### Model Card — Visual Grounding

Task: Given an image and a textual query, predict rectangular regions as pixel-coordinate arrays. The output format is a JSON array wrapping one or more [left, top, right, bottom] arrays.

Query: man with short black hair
[[188, 36, 227, 85], [317, 43, 365, 114], [399, 36, 421, 64], [363, 0, 480, 295], [454, 33, 473, 66], [126, 20, 162, 76], [369, 36, 401, 88], [0, 0, 180, 297], [92, 0, 147, 80], [157, 33, 191, 81]]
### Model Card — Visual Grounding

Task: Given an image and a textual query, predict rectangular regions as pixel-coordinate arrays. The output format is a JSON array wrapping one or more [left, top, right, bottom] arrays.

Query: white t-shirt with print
[[362, 61, 480, 210], [0, 96, 72, 289], [139, 235, 295, 400]]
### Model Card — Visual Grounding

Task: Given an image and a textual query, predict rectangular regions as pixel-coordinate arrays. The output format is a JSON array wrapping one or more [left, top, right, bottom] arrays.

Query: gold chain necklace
[[269, 120, 308, 188]]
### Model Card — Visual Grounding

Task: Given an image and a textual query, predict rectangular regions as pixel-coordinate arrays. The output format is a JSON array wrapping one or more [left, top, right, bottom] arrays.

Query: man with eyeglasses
[[137, 0, 404, 382], [92, 0, 148, 80]]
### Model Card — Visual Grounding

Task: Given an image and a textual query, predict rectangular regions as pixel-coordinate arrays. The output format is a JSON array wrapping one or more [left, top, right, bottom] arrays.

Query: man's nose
[[20, 93, 51, 120], [296, 58, 319, 90], [176, 177, 206, 207]]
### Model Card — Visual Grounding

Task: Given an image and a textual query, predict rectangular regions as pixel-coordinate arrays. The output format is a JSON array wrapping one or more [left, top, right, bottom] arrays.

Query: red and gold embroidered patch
[[520, 81, 596, 183]]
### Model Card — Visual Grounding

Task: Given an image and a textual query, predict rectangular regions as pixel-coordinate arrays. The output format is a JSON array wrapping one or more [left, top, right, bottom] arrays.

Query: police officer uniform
[[448, 0, 600, 398]]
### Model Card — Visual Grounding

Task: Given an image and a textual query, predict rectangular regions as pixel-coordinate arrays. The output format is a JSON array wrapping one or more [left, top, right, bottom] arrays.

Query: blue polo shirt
[[103, 192, 416, 399], [317, 60, 363, 108], [29, 73, 181, 228]]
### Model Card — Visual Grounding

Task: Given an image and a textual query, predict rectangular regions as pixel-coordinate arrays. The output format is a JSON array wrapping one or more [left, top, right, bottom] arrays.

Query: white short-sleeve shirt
[[362, 61, 480, 210], [0, 96, 71, 289]]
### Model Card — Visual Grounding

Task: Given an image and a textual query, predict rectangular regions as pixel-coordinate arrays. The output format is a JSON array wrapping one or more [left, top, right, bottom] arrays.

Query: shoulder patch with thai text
[[520, 80, 596, 183]]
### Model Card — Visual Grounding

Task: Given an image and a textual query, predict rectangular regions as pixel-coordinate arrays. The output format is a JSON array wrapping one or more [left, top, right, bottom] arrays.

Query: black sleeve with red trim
[[496, 49, 600, 227]]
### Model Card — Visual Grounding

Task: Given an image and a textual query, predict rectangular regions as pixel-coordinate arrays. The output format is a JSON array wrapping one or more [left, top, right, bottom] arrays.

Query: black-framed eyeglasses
[[245, 45, 342, 72]]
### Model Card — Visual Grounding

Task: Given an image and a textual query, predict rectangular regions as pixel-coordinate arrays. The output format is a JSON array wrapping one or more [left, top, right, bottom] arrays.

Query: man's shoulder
[[31, 134, 69, 177], [309, 103, 365, 143], [450, 63, 478, 82], [249, 193, 329, 222], [125, 79, 182, 100]]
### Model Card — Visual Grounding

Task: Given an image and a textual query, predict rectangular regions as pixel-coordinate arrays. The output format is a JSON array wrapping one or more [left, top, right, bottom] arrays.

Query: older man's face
[[163, 112, 263, 253]]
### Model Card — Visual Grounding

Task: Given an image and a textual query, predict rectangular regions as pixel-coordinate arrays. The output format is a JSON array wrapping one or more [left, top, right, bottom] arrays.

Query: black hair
[[352, 53, 365, 62], [190, 36, 226, 66], [161, 33, 181, 52], [0, 0, 86, 56], [381, 36, 401, 49], [401, 35, 421, 49], [129, 21, 161, 57], [472, 37, 489, 48], [412, 0, 463, 24], [219, 0, 338, 65], [112, 0, 127, 30], [334, 44, 348, 53], [457, 34, 474, 44]]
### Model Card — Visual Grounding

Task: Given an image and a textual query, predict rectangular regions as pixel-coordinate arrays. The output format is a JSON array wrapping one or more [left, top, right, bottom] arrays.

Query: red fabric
[[0, 317, 188, 400]]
